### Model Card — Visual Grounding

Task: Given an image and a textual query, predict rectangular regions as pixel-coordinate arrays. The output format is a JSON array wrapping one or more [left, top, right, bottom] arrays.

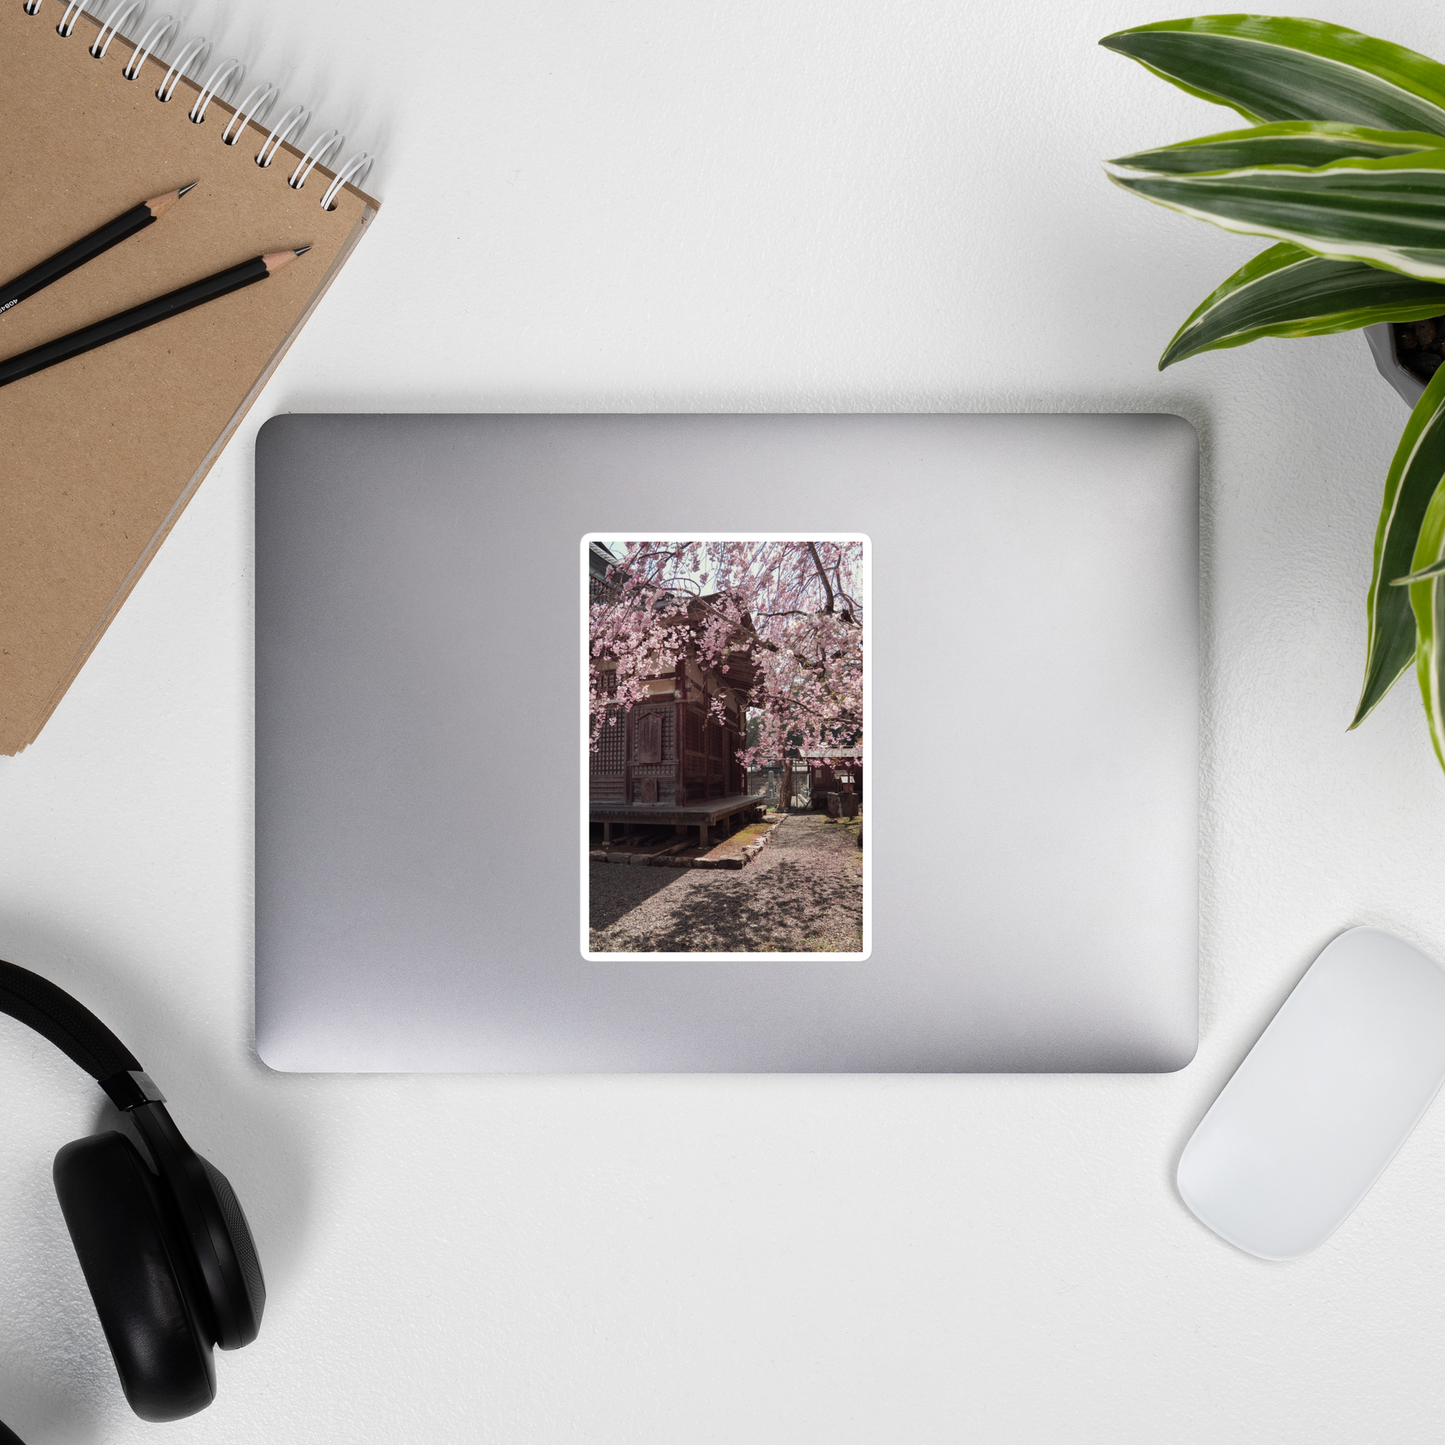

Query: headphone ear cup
[[53, 1132, 216, 1422], [196, 1154, 265, 1347]]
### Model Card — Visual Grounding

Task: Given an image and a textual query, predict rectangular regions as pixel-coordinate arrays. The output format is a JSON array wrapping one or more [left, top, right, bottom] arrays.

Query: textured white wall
[[4, 0, 1445, 1440]]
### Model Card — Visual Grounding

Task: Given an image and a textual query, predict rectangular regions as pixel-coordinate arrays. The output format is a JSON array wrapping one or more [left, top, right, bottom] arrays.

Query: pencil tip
[[146, 184, 197, 217], [263, 248, 311, 273]]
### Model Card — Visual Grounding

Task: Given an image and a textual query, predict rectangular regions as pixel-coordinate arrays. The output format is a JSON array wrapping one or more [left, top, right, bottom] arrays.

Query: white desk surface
[[4, 0, 1445, 1439]]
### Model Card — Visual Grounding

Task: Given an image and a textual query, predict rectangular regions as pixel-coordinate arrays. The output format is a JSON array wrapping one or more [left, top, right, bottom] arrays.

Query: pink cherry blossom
[[589, 540, 863, 770]]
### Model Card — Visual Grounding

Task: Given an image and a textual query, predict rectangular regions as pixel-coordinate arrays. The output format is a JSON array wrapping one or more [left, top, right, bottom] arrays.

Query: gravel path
[[589, 813, 864, 954]]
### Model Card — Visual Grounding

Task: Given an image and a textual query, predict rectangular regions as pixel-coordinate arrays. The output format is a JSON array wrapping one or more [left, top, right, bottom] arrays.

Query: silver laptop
[[255, 414, 1197, 1072]]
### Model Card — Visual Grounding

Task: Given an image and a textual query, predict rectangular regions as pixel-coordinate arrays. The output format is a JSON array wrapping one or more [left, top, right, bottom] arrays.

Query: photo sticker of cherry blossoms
[[585, 537, 867, 959]]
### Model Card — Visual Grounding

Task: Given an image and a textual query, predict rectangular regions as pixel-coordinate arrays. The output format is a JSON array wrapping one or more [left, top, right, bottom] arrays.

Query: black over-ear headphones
[[0, 959, 264, 1437]]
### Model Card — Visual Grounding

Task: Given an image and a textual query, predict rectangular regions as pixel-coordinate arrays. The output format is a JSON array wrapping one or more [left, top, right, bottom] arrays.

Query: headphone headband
[[0, 959, 147, 1094]]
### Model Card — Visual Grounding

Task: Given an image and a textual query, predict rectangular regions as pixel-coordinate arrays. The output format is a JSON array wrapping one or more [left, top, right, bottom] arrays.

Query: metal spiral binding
[[321, 152, 372, 211], [223, 81, 276, 144], [155, 33, 208, 101], [189, 55, 242, 122], [24, 0, 376, 210], [256, 104, 309, 168], [288, 128, 342, 190], [123, 11, 174, 77], [90, 0, 142, 56]]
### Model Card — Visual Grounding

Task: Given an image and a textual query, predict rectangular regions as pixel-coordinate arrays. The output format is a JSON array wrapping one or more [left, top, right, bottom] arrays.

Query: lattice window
[[591, 706, 625, 776], [589, 565, 622, 604], [684, 708, 702, 752]]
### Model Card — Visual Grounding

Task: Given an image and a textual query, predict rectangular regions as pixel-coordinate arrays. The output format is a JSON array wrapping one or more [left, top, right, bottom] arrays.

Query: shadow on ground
[[589, 816, 863, 953], [587, 864, 688, 930], [630, 857, 861, 952]]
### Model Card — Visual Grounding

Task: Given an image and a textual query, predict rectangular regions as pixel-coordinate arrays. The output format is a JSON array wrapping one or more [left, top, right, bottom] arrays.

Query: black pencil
[[0, 248, 310, 389], [0, 184, 197, 317]]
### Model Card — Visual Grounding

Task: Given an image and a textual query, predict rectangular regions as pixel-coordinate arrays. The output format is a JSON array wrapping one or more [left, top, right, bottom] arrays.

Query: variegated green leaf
[[1353, 362, 1445, 727], [1161, 242, 1445, 368], [1407, 476, 1445, 769], [1100, 16, 1445, 135], [1112, 120, 1445, 175], [1393, 558, 1445, 584], [1108, 150, 1445, 281]]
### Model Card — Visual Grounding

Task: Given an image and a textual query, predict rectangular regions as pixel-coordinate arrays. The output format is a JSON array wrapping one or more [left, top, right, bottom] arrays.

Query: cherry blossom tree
[[588, 540, 863, 768]]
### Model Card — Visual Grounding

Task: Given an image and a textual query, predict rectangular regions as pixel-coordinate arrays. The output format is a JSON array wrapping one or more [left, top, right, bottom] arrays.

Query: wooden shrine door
[[635, 711, 662, 804]]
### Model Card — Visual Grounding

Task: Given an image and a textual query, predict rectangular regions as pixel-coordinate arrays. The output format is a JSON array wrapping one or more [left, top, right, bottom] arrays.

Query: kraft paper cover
[[0, 2, 379, 753]]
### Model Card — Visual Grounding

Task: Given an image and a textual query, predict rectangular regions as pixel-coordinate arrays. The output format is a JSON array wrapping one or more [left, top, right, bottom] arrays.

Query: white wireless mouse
[[1178, 927, 1445, 1260]]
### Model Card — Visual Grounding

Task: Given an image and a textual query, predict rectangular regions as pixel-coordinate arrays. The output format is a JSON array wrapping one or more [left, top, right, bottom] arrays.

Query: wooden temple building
[[589, 543, 765, 849], [803, 748, 864, 806]]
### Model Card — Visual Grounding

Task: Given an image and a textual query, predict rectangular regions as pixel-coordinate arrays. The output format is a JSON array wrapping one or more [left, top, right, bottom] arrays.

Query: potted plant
[[1101, 15, 1445, 772]]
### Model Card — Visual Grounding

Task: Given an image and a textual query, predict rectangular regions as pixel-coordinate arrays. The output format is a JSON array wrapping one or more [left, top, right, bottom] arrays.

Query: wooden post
[[674, 698, 685, 806], [623, 707, 633, 803], [603, 822, 611, 843], [698, 823, 708, 850]]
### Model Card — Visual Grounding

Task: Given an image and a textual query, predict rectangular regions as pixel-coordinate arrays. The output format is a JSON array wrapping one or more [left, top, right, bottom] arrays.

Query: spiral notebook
[[0, 0, 380, 755]]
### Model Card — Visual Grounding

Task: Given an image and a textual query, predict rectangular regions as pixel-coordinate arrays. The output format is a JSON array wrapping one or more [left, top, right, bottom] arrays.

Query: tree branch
[[806, 542, 835, 614]]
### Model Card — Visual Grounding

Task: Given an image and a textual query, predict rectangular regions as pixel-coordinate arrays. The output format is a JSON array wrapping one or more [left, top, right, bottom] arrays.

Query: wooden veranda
[[590, 793, 765, 850]]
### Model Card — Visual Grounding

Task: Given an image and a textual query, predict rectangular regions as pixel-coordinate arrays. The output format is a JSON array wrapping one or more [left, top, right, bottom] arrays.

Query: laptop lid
[[255, 413, 1197, 1071]]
